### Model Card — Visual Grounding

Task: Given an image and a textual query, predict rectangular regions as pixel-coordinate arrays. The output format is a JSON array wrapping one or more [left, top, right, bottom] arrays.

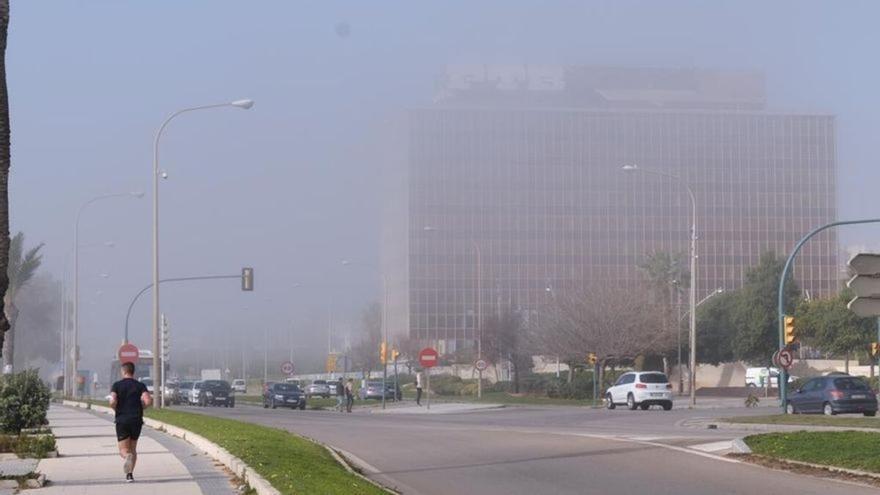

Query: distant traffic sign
[[118, 343, 139, 364], [280, 361, 295, 375], [418, 348, 439, 368], [474, 359, 488, 372]]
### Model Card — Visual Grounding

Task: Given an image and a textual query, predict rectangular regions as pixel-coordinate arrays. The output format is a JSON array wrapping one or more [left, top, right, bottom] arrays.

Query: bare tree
[[351, 302, 382, 377], [482, 308, 534, 393], [537, 285, 666, 389]]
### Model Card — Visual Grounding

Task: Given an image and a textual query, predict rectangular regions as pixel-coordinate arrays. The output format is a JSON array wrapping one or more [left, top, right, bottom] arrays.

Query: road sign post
[[419, 348, 439, 410]]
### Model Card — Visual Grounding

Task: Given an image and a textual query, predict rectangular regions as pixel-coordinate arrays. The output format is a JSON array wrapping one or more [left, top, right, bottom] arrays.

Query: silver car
[[305, 380, 331, 398]]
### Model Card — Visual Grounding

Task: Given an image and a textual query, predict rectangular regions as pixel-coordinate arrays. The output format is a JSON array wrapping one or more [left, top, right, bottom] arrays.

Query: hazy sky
[[10, 1, 880, 375]]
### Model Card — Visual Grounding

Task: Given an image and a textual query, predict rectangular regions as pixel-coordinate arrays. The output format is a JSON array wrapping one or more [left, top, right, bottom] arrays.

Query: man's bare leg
[[129, 439, 139, 471]]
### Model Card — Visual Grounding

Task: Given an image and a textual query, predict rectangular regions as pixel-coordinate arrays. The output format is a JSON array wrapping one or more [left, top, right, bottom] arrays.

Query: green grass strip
[[145, 408, 386, 494], [725, 414, 880, 429], [745, 431, 880, 473]]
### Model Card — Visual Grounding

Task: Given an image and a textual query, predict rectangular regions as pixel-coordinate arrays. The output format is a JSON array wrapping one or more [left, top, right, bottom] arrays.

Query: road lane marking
[[689, 440, 734, 453]]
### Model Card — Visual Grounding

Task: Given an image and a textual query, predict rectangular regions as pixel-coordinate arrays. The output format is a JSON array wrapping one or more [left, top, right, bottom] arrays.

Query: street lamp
[[340, 259, 389, 408], [623, 164, 699, 407], [152, 99, 254, 407], [71, 191, 142, 396], [423, 226, 484, 398]]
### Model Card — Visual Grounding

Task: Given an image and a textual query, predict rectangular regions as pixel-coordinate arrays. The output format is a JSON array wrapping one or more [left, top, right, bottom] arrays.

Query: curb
[[746, 453, 880, 480], [731, 438, 752, 454], [683, 418, 880, 434], [62, 400, 279, 495]]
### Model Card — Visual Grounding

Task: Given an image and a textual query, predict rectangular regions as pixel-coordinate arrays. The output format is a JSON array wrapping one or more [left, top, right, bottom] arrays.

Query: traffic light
[[241, 267, 254, 291], [587, 353, 597, 365], [391, 348, 400, 362], [325, 354, 337, 373], [379, 342, 387, 364], [784, 316, 796, 345], [872, 342, 880, 357]]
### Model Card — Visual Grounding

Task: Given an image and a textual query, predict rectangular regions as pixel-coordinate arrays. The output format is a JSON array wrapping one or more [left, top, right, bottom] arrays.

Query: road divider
[[62, 400, 392, 495]]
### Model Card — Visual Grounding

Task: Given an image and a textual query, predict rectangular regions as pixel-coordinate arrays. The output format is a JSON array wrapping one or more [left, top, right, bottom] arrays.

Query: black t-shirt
[[336, 381, 345, 396], [111, 377, 148, 424]]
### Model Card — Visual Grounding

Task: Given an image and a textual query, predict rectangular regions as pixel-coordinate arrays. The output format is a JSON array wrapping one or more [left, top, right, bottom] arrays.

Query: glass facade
[[397, 107, 837, 348]]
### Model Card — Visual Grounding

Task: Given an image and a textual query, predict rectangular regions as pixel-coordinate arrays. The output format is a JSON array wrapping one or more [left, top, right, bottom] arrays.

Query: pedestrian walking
[[345, 378, 355, 413], [336, 377, 345, 412], [109, 362, 152, 483], [415, 370, 423, 406]]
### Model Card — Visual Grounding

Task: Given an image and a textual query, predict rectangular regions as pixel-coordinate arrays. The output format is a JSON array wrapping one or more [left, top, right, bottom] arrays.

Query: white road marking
[[689, 440, 734, 453]]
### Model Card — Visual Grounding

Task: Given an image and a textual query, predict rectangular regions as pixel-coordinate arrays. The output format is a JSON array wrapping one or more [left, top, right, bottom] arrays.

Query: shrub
[[0, 370, 51, 434], [0, 433, 55, 458]]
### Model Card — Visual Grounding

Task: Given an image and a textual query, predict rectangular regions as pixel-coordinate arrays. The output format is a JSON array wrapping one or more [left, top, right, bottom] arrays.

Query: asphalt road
[[183, 401, 878, 495]]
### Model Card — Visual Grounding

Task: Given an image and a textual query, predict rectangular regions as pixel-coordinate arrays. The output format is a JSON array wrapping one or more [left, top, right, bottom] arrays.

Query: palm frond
[[7, 232, 44, 294]]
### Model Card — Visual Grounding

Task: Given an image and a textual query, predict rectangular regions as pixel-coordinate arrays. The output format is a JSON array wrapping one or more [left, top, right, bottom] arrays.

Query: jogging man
[[109, 362, 152, 483]]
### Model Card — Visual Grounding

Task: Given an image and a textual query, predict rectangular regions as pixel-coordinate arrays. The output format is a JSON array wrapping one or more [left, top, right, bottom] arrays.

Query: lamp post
[[72, 192, 142, 396], [622, 164, 698, 407], [341, 259, 389, 408], [152, 99, 253, 407], [423, 226, 483, 398]]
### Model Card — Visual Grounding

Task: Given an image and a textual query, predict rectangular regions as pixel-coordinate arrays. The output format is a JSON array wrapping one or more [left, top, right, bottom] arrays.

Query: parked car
[[177, 381, 194, 404], [198, 380, 235, 407], [140, 377, 154, 393], [358, 381, 401, 401], [189, 381, 204, 405], [232, 379, 247, 394], [263, 383, 306, 410], [605, 371, 673, 411], [786, 374, 877, 416], [745, 367, 797, 388], [165, 381, 181, 404], [305, 380, 331, 399]]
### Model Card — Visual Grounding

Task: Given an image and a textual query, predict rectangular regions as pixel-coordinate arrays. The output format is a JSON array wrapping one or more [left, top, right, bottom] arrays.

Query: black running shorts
[[115, 421, 143, 441]]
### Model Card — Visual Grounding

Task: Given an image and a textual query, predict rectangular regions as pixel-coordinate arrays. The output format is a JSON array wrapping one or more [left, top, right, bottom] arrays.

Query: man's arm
[[109, 391, 118, 410], [141, 385, 153, 409]]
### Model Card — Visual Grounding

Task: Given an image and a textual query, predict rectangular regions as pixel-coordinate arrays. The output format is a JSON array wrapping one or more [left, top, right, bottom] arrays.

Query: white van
[[745, 367, 796, 388]]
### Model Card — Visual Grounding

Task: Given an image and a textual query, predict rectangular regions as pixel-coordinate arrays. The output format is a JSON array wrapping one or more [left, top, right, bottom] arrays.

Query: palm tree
[[2, 233, 43, 371], [0, 1, 11, 363], [638, 251, 689, 302]]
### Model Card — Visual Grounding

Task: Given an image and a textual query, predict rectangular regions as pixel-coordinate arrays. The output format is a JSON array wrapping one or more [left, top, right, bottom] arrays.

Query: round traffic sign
[[778, 349, 794, 370], [418, 347, 439, 368], [280, 361, 295, 375], [771, 350, 781, 368], [118, 343, 139, 364], [474, 359, 489, 372]]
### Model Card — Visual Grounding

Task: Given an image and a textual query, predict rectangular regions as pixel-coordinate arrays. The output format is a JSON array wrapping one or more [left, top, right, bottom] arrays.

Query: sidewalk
[[31, 406, 236, 494]]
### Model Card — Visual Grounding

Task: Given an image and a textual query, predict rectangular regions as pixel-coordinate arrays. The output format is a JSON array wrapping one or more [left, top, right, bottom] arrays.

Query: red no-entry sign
[[118, 343, 139, 364], [418, 347, 439, 368]]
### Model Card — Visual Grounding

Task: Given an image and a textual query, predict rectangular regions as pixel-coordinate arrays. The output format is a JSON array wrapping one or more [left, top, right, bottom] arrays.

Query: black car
[[199, 380, 235, 408], [786, 374, 877, 416], [263, 383, 306, 410]]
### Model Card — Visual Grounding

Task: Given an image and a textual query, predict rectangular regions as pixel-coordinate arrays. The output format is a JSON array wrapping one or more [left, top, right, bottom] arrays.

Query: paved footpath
[[31, 406, 236, 495]]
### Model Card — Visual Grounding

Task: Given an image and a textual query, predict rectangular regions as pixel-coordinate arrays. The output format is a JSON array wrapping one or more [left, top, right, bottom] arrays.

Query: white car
[[232, 379, 247, 394], [605, 371, 673, 411], [745, 367, 796, 388]]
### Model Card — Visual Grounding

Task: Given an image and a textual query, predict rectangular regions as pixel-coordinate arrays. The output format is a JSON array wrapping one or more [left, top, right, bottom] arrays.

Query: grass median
[[724, 414, 880, 429], [145, 408, 386, 495], [744, 431, 880, 474]]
